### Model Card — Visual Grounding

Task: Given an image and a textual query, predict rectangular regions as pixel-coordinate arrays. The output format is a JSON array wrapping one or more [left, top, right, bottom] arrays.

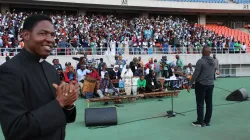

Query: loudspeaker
[[226, 88, 249, 101], [85, 107, 117, 127]]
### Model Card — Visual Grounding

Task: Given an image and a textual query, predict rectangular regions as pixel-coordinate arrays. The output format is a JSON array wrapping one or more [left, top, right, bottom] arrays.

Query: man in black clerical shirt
[[0, 15, 79, 140]]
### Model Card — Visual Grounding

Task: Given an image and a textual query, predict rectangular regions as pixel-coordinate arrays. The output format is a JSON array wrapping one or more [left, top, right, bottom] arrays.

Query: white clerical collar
[[39, 59, 45, 63]]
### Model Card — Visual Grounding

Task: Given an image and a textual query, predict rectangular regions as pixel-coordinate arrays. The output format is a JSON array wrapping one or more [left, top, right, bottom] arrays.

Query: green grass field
[[1, 77, 250, 140]]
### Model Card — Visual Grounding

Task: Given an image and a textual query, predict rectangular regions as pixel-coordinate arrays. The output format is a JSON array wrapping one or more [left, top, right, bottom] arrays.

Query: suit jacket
[[109, 70, 121, 80], [145, 74, 161, 92], [0, 49, 76, 140], [109, 70, 121, 87]]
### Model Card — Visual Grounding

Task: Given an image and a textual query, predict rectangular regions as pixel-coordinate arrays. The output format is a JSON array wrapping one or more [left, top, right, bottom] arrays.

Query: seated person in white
[[97, 73, 120, 98], [185, 63, 195, 80], [121, 65, 133, 79]]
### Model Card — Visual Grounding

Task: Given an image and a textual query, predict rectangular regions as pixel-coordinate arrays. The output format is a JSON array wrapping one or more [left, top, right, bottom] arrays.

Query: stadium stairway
[[204, 24, 250, 53]]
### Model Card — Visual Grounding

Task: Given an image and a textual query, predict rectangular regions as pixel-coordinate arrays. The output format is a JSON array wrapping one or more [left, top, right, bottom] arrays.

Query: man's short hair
[[23, 14, 52, 31]]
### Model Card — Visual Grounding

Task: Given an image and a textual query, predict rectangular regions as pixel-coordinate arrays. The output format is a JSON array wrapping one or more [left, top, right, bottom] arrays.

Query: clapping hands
[[53, 81, 79, 109]]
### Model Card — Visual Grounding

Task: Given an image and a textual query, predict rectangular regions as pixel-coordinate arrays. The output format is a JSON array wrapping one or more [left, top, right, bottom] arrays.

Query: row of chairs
[[197, 24, 250, 53]]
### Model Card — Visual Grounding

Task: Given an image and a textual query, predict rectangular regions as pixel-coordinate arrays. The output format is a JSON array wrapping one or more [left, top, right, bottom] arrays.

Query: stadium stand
[[162, 0, 229, 3], [161, 0, 250, 4], [0, 11, 248, 57], [200, 24, 250, 52], [232, 0, 250, 4]]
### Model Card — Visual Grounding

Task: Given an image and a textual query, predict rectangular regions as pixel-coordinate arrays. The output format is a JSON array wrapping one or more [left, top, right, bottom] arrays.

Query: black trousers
[[195, 82, 214, 123], [137, 87, 146, 93]]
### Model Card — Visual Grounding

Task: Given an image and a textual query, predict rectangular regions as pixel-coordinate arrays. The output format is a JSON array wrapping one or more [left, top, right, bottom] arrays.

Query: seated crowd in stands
[[0, 11, 247, 57], [51, 53, 219, 101]]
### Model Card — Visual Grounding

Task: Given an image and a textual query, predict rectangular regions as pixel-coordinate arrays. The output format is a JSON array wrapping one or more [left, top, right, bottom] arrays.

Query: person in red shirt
[[87, 64, 100, 80], [145, 58, 153, 69], [64, 66, 77, 83], [82, 64, 100, 98]]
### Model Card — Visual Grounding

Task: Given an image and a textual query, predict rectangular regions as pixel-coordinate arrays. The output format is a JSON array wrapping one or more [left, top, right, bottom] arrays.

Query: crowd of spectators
[[54, 54, 187, 99], [0, 10, 247, 56]]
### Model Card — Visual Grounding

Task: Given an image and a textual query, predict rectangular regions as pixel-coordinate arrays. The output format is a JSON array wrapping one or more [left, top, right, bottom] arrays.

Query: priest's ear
[[22, 30, 30, 41]]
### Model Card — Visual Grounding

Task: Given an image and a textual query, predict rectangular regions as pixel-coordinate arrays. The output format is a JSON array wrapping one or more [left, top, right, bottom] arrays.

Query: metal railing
[[219, 67, 250, 77], [228, 21, 246, 29], [0, 47, 248, 57]]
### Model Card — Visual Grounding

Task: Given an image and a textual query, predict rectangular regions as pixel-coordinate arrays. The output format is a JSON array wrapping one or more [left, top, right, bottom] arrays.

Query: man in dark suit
[[109, 65, 121, 88], [0, 15, 78, 140]]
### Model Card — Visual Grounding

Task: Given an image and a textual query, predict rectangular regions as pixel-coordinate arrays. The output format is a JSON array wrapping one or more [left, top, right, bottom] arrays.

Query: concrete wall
[[78, 9, 86, 16], [236, 66, 250, 77], [141, 12, 149, 18], [198, 13, 206, 25], [0, 4, 9, 13]]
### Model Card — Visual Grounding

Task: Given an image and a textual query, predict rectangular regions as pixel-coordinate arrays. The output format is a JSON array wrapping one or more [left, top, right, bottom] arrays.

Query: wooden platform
[[87, 95, 137, 103], [86, 90, 181, 107], [137, 90, 180, 98]]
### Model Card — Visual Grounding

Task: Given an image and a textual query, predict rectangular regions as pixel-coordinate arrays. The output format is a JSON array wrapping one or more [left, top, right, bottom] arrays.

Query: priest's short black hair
[[23, 14, 52, 31]]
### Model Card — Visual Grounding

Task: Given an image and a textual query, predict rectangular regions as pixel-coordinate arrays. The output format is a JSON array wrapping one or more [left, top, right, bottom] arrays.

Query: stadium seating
[[232, 0, 250, 4], [161, 0, 250, 4], [205, 24, 250, 52], [162, 0, 228, 3], [0, 10, 249, 56]]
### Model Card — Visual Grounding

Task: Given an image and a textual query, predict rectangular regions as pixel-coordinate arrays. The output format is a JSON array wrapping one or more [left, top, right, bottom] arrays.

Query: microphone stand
[[165, 79, 185, 118]]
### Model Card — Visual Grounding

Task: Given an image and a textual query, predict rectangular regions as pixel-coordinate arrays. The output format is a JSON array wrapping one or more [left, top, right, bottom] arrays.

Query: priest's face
[[24, 20, 55, 58]]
